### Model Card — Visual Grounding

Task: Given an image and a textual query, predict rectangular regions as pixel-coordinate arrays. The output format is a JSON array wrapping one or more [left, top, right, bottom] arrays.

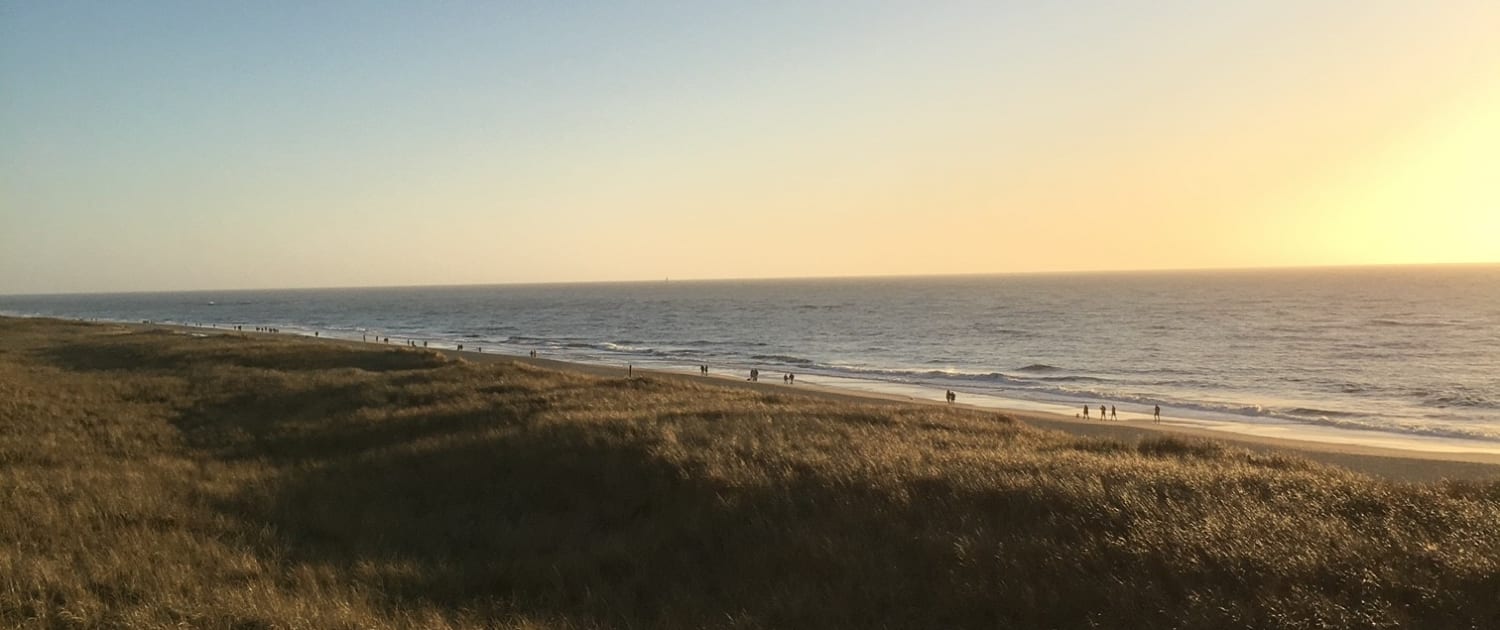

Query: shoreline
[[135, 319, 1500, 482], [15, 311, 1500, 451]]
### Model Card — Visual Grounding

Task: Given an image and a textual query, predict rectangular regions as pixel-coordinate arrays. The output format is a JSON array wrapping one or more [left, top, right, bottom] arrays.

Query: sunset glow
[[2, 1, 1497, 293]]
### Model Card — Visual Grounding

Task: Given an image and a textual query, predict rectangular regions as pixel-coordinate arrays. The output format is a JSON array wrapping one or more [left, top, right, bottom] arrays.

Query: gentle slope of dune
[[3, 317, 1498, 628]]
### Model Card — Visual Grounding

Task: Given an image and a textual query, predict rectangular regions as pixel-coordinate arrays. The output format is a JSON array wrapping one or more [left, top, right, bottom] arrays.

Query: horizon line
[[3, 261, 1498, 298]]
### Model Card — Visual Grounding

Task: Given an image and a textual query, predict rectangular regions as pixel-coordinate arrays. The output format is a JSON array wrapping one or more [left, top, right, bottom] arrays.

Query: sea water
[[4, 266, 1498, 451]]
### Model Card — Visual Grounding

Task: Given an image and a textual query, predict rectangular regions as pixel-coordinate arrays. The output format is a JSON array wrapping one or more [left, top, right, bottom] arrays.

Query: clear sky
[[2, 1, 1497, 293]]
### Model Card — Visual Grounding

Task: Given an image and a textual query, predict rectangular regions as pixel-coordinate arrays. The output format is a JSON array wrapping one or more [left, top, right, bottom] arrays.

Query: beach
[[7, 269, 1498, 449], [51, 315, 1500, 482], [6, 315, 1500, 628], [19, 313, 1500, 483], [267, 326, 1500, 483]]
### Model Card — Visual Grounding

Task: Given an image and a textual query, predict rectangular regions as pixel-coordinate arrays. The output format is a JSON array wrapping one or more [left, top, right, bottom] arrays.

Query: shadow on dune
[[153, 368, 1496, 629], [169, 379, 1191, 629], [219, 425, 1070, 628]]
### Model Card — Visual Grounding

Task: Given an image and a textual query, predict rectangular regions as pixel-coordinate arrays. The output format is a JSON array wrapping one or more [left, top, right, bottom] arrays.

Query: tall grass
[[2, 317, 1497, 628]]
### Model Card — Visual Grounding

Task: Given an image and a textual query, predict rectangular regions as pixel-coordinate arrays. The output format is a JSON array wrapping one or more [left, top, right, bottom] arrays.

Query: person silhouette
[[1110, 405, 1117, 420], [1153, 405, 1161, 423], [1083, 405, 1090, 420]]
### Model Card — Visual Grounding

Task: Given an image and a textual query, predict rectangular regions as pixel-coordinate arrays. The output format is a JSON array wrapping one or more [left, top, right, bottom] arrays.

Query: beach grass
[[2, 317, 1498, 629]]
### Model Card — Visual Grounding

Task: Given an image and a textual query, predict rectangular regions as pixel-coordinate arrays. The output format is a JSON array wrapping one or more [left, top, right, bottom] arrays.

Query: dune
[[3, 316, 1497, 628]]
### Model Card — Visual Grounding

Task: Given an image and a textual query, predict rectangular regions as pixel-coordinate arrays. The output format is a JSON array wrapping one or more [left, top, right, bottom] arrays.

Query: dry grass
[[2, 317, 1498, 629]]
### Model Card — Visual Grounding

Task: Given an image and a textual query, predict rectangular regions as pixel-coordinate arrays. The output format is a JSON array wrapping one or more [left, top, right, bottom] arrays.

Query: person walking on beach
[[789, 373, 795, 384], [946, 390, 956, 403], [1153, 405, 1161, 423], [1083, 405, 1090, 420], [1100, 405, 1107, 421], [1110, 405, 1117, 420]]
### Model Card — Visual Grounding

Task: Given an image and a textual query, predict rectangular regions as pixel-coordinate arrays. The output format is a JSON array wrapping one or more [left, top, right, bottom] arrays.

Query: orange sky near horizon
[[1, 1, 1497, 293]]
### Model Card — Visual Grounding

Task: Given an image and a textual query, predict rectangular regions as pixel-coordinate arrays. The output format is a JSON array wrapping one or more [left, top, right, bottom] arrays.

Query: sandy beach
[[202, 322, 1500, 482], [507, 353, 1500, 482]]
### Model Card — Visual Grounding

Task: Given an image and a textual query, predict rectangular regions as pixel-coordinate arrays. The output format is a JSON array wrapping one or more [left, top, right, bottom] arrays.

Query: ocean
[[5, 265, 1498, 451]]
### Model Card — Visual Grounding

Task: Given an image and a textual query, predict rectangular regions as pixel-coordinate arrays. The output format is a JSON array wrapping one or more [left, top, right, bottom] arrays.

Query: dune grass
[[2, 317, 1498, 629]]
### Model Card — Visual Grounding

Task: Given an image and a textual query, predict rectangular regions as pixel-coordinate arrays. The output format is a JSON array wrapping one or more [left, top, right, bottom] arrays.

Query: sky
[[2, 1, 1498, 294]]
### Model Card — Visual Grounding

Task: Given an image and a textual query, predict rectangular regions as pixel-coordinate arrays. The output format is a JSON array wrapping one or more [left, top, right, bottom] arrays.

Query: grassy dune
[[2, 317, 1498, 629]]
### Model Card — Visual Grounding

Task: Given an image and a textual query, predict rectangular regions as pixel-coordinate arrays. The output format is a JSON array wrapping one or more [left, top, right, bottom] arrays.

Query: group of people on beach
[[940, 389, 1160, 423], [1079, 404, 1163, 423], [347, 332, 517, 355], [1082, 405, 1119, 421], [742, 368, 797, 384]]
